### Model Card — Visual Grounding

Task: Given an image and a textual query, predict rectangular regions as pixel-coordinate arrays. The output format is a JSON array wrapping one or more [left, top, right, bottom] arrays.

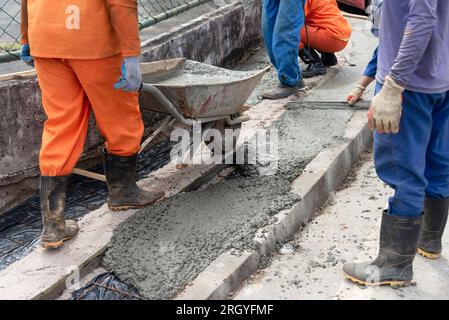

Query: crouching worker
[[344, 0, 449, 287], [299, 0, 352, 78], [20, 0, 164, 249]]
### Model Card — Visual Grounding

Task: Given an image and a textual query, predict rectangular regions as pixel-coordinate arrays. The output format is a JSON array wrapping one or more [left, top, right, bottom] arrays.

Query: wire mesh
[[0, 0, 210, 62]]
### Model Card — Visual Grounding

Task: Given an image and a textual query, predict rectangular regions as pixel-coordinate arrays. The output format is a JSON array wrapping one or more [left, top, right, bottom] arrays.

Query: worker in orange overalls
[[298, 0, 352, 78], [20, 0, 164, 249]]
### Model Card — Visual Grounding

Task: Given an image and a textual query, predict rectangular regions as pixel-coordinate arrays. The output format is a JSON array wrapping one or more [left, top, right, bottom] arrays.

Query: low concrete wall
[[0, 0, 262, 215]]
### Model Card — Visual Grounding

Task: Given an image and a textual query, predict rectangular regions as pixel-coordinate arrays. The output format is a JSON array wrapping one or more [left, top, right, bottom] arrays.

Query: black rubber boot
[[299, 48, 327, 78], [417, 197, 449, 259], [40, 176, 79, 249], [319, 52, 338, 67], [343, 211, 423, 287], [102, 149, 164, 211], [302, 62, 327, 78], [299, 48, 317, 65], [261, 80, 306, 100]]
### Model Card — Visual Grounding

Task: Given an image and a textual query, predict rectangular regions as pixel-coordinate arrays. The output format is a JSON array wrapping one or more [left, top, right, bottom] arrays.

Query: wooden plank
[[72, 168, 106, 182], [342, 12, 370, 21], [0, 69, 36, 81], [0, 59, 186, 82]]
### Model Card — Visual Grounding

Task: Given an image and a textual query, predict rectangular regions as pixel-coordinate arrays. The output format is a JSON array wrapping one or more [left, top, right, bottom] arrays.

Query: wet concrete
[[238, 107, 353, 181], [103, 176, 299, 300], [151, 60, 260, 85], [103, 96, 354, 300], [101, 17, 378, 299]]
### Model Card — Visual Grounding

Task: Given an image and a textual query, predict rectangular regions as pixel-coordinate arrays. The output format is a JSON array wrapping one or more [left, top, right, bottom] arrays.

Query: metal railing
[[0, 0, 211, 63]]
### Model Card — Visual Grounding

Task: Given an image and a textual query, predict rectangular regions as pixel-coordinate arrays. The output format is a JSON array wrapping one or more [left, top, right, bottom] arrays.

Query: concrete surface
[[177, 110, 371, 300], [101, 22, 377, 299], [175, 18, 378, 300], [235, 151, 449, 300], [103, 101, 355, 300], [0, 152, 226, 300], [52, 57, 335, 300], [103, 175, 300, 300], [0, 43, 333, 300], [0, 16, 379, 300]]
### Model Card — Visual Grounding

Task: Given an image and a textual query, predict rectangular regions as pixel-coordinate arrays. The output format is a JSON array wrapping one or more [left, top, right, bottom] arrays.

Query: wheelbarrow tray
[[139, 58, 269, 119]]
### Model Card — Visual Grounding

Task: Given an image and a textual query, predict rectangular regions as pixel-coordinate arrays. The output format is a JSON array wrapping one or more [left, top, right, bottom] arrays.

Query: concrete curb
[[176, 111, 372, 300]]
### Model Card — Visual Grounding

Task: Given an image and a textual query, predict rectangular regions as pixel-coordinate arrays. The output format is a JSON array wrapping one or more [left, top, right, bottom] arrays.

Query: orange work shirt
[[304, 0, 352, 42], [21, 0, 141, 59]]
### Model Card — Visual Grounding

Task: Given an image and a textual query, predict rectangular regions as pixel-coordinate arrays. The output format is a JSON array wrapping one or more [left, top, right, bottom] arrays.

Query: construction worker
[[20, 0, 164, 249], [261, 0, 305, 100], [347, 0, 382, 105], [298, 0, 352, 78], [344, 0, 449, 286]]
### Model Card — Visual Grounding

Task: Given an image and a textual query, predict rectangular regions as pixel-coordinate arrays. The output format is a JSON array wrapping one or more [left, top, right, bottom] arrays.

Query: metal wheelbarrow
[[138, 58, 269, 152], [72, 58, 269, 181]]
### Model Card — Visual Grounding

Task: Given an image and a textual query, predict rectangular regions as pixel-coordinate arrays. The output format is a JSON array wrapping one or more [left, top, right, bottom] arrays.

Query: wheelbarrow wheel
[[202, 117, 242, 156]]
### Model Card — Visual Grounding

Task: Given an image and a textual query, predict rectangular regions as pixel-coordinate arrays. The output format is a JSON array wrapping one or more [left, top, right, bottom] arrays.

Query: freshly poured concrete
[[270, 108, 353, 181], [102, 18, 377, 301], [104, 176, 299, 300], [153, 60, 257, 85], [104, 106, 354, 299], [0, 16, 378, 297]]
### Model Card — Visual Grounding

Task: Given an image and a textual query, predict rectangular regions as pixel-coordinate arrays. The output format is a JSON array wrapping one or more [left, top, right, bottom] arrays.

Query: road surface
[[235, 151, 449, 300]]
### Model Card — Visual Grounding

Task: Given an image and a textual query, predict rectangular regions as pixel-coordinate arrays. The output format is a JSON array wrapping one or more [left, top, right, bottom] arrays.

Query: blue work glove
[[20, 44, 34, 67], [114, 57, 142, 92]]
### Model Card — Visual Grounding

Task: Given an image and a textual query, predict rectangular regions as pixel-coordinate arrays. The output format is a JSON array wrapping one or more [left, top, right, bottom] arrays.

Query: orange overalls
[[300, 0, 352, 53], [21, 0, 144, 176]]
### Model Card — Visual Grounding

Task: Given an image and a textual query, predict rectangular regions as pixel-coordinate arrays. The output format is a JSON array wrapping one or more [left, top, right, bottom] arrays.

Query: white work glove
[[368, 75, 404, 134], [347, 84, 366, 106]]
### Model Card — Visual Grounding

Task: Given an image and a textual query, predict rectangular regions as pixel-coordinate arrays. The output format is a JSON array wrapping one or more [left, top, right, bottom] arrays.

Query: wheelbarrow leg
[[139, 116, 175, 154], [72, 116, 175, 181]]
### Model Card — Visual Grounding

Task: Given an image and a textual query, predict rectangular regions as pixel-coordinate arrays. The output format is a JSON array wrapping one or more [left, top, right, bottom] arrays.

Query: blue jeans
[[262, 0, 304, 87], [374, 83, 449, 217], [363, 46, 378, 79]]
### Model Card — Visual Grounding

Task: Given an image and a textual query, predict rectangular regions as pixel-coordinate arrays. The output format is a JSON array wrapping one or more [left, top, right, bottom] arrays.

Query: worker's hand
[[368, 75, 404, 134], [114, 57, 142, 92], [20, 44, 34, 67], [347, 84, 366, 106]]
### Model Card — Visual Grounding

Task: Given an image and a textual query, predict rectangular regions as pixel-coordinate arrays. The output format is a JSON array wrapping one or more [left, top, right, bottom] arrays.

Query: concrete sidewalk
[[235, 151, 449, 300]]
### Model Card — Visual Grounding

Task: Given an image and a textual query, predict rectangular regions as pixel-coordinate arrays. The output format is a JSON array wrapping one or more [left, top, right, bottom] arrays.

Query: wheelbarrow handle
[[140, 83, 195, 126]]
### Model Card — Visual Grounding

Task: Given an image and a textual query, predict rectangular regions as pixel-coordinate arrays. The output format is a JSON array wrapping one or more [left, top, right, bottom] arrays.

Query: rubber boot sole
[[41, 235, 76, 249], [302, 69, 327, 79], [108, 197, 163, 211], [344, 272, 413, 288], [417, 247, 441, 259]]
